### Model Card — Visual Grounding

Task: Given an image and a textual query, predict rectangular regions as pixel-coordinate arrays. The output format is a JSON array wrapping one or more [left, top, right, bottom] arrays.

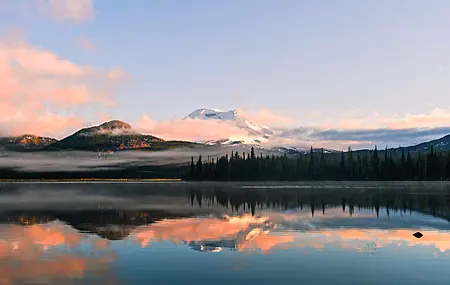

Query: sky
[[2, 0, 450, 149]]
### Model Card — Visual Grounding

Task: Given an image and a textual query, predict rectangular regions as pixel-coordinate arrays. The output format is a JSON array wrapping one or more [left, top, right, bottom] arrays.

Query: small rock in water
[[413, 232, 423, 238]]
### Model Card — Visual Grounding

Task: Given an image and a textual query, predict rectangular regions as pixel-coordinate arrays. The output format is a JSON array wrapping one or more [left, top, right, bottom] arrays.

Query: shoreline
[[0, 179, 450, 185], [0, 178, 183, 183]]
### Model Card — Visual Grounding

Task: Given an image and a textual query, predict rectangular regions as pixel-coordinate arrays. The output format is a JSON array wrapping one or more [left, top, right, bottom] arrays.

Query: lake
[[1, 181, 450, 285]]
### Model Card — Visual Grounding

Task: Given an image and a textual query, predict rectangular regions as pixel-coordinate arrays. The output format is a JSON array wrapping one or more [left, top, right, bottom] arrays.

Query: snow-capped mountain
[[185, 108, 237, 121], [182, 108, 336, 155], [184, 108, 274, 145]]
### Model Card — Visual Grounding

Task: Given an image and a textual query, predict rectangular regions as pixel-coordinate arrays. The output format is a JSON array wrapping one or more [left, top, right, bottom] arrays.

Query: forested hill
[[184, 146, 450, 181]]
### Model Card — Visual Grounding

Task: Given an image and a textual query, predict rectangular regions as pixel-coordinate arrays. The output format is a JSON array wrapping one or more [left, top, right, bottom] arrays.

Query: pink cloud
[[316, 229, 450, 253], [319, 107, 450, 130], [383, 107, 450, 129], [135, 114, 249, 141], [238, 108, 292, 126], [0, 222, 116, 285], [97, 111, 112, 122], [0, 34, 126, 138], [77, 36, 96, 52], [8, 114, 83, 138], [37, 0, 95, 22], [133, 214, 269, 247], [0, 103, 16, 120]]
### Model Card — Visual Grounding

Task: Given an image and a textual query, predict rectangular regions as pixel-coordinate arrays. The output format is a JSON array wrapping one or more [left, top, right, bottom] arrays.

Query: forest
[[183, 146, 450, 181]]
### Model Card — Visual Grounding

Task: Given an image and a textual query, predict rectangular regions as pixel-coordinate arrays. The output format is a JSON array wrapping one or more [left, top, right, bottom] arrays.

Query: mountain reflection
[[0, 186, 450, 278], [131, 214, 295, 253]]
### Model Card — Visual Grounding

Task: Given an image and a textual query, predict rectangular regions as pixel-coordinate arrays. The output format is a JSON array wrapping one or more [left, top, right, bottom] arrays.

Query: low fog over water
[[0, 146, 260, 172]]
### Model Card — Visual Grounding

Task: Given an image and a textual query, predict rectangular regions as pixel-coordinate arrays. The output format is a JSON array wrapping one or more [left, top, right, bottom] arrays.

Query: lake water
[[1, 181, 450, 285]]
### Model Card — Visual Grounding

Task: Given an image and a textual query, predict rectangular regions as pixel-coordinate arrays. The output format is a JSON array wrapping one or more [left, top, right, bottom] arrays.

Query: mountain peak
[[185, 108, 237, 121], [0, 134, 58, 150], [6, 134, 57, 143], [98, 120, 132, 130], [184, 108, 274, 145], [74, 120, 135, 137], [46, 119, 166, 151]]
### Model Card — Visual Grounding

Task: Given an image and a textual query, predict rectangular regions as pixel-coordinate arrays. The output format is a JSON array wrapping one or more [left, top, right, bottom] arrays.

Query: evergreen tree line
[[183, 145, 450, 181]]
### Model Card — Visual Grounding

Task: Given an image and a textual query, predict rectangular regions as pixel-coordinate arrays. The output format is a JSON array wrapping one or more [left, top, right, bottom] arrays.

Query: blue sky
[[2, 0, 450, 148]]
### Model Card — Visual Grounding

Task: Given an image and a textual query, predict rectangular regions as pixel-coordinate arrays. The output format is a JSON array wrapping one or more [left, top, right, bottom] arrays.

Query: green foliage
[[0, 135, 57, 151], [44, 132, 198, 152]]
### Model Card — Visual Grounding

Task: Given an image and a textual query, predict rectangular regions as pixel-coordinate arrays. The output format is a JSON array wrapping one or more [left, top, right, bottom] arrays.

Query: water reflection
[[1, 184, 450, 284], [0, 221, 117, 285]]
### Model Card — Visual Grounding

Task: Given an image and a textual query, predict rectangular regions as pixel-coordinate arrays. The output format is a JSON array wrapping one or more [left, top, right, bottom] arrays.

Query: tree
[[250, 147, 255, 160], [426, 145, 439, 180], [183, 145, 450, 182], [362, 154, 369, 180], [196, 155, 203, 180], [417, 152, 425, 180], [347, 147, 353, 180], [446, 152, 450, 180], [308, 146, 315, 179], [400, 148, 406, 180], [357, 154, 362, 179], [340, 151, 346, 180], [318, 148, 325, 179], [371, 146, 380, 180], [189, 156, 195, 180], [406, 150, 413, 180]]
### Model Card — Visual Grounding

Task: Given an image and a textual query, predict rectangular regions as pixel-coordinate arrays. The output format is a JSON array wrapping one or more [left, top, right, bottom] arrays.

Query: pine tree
[[340, 151, 346, 180], [308, 146, 315, 179], [400, 148, 406, 180], [357, 154, 362, 179], [362, 153, 369, 180], [183, 145, 448, 182], [426, 145, 439, 180], [318, 148, 325, 179], [417, 152, 425, 180], [406, 150, 413, 180], [446, 152, 450, 180], [372, 146, 379, 180], [296, 156, 303, 180], [196, 155, 203, 180], [189, 156, 195, 180], [347, 147, 353, 180]]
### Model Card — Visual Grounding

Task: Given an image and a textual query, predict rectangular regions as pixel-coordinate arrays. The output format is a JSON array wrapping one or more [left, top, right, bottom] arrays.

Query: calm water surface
[[1, 182, 450, 285]]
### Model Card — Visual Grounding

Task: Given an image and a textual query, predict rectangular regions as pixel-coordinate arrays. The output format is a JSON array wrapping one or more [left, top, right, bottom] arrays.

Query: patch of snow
[[184, 108, 275, 146], [185, 108, 237, 121]]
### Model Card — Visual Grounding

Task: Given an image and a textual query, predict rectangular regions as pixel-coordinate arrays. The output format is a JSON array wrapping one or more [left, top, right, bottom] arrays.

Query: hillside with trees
[[184, 146, 450, 181]]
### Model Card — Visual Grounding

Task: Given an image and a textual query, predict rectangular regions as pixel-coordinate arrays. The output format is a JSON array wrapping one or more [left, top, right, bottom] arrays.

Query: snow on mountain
[[183, 108, 326, 154], [185, 108, 237, 121], [184, 108, 274, 145]]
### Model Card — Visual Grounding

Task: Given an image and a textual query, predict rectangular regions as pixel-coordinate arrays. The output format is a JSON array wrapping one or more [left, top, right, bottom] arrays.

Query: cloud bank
[[276, 126, 450, 150], [0, 146, 260, 172], [135, 114, 249, 142], [0, 30, 127, 138], [237, 108, 293, 127], [134, 107, 450, 150]]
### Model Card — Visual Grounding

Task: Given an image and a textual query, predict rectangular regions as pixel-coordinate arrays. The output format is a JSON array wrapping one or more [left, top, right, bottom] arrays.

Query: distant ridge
[[44, 120, 195, 152], [0, 134, 57, 151], [0, 116, 449, 154]]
